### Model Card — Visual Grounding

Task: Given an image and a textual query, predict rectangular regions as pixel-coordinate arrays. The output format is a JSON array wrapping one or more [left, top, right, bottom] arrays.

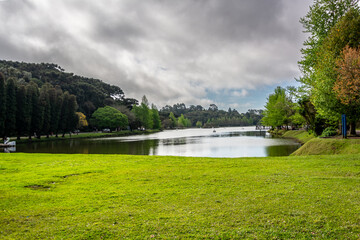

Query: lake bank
[[275, 129, 360, 156], [1, 153, 360, 239], [10, 129, 161, 144]]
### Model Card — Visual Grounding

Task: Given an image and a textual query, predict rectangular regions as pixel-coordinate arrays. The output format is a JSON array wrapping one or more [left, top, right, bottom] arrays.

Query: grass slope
[[282, 130, 315, 144], [1, 153, 360, 239], [292, 138, 360, 156]]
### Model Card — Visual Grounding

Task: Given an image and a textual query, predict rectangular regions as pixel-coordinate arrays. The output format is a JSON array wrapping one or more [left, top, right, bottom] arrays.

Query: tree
[[132, 96, 153, 129], [169, 112, 177, 128], [16, 85, 29, 139], [49, 86, 63, 137], [59, 92, 78, 137], [27, 82, 42, 139], [65, 94, 79, 137], [177, 114, 191, 128], [0, 73, 6, 139], [91, 106, 128, 130], [39, 83, 51, 137], [76, 112, 88, 129], [151, 104, 161, 130], [333, 46, 360, 134], [299, 0, 358, 87], [261, 87, 293, 129], [311, 8, 360, 134], [5, 77, 17, 137]]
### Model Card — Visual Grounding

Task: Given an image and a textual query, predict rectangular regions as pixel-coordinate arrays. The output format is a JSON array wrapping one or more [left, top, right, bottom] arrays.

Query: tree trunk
[[350, 120, 357, 136]]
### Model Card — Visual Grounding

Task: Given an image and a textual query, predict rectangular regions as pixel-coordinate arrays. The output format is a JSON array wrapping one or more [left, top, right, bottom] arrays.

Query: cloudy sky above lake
[[0, 0, 313, 112]]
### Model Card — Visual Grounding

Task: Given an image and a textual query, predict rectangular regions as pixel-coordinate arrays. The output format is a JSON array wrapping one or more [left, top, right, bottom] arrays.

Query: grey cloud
[[0, 0, 313, 109]]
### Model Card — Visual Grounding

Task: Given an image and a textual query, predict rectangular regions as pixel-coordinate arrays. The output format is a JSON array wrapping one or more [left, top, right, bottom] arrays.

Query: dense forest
[[0, 60, 263, 139], [262, 0, 360, 137], [159, 104, 262, 128], [0, 60, 137, 117]]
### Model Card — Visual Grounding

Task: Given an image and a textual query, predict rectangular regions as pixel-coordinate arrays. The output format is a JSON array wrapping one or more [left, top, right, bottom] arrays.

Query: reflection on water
[[15, 127, 301, 157]]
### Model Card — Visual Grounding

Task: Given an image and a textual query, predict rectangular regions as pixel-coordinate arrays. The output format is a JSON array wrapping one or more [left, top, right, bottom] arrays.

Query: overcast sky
[[0, 0, 313, 112]]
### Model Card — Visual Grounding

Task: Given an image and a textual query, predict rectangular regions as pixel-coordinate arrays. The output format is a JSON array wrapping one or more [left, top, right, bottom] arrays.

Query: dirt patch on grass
[[24, 184, 50, 190]]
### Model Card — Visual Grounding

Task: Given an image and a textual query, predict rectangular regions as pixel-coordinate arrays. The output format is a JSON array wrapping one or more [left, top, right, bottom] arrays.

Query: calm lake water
[[14, 127, 300, 157]]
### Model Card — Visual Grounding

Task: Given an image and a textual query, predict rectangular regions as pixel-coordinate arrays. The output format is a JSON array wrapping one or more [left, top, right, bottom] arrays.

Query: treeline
[[262, 0, 360, 137], [0, 73, 78, 140], [0, 60, 137, 117], [159, 103, 263, 128]]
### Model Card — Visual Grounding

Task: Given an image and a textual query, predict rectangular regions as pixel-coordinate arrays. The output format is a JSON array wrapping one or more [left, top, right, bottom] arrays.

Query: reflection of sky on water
[[15, 127, 301, 157]]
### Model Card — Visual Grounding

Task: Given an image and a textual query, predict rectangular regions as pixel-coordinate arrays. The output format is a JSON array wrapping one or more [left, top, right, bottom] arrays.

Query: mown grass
[[292, 138, 360, 156], [1, 153, 360, 239]]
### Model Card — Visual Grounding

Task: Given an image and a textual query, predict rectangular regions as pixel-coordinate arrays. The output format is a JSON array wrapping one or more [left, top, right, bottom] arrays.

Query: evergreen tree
[[67, 94, 79, 137], [0, 73, 6, 139], [51, 86, 63, 137], [5, 78, 17, 137], [16, 85, 28, 140], [60, 92, 70, 137], [27, 82, 42, 139], [39, 84, 51, 137]]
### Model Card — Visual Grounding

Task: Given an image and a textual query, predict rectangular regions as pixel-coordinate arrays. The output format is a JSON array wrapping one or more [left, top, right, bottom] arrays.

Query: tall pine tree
[[5, 78, 17, 137], [16, 85, 29, 140], [0, 73, 6, 140]]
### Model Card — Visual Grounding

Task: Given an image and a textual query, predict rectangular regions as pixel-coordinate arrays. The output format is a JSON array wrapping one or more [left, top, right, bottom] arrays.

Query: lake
[[14, 127, 301, 157]]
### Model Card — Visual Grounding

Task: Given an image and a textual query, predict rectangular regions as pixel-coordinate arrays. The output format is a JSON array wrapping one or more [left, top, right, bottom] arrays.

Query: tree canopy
[[91, 106, 128, 130]]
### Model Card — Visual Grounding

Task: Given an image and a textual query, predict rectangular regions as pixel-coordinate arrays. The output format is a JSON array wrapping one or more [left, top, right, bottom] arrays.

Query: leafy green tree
[[169, 112, 177, 128], [151, 104, 161, 130], [91, 106, 128, 130], [311, 8, 360, 134], [261, 87, 293, 129], [132, 96, 153, 129], [196, 121, 202, 128], [5, 77, 17, 137], [299, 0, 358, 87], [0, 73, 6, 139]]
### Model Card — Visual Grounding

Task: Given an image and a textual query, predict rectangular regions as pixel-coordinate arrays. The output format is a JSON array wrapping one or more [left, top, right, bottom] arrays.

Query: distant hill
[[0, 60, 136, 117]]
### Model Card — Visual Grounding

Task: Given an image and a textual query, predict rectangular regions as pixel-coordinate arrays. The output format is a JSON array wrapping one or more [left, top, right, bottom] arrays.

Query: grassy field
[[1, 153, 360, 239]]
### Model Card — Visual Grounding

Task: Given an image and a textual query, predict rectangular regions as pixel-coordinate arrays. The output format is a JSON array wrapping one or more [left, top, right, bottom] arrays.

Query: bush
[[320, 126, 338, 137]]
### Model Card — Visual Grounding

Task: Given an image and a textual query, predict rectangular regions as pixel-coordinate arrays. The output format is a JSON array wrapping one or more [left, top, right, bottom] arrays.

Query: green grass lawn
[[1, 153, 360, 239]]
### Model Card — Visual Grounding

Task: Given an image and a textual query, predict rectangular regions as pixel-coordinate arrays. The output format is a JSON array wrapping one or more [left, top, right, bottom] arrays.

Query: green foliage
[[91, 106, 128, 130], [261, 87, 294, 128], [177, 114, 191, 128], [196, 121, 202, 128], [15, 85, 29, 139], [169, 112, 177, 128], [311, 8, 360, 133], [131, 96, 154, 129], [0, 73, 6, 138], [2, 153, 360, 238], [5, 77, 17, 137], [151, 104, 161, 130], [320, 126, 338, 137], [160, 104, 263, 128], [0, 60, 133, 117], [298, 0, 358, 87]]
